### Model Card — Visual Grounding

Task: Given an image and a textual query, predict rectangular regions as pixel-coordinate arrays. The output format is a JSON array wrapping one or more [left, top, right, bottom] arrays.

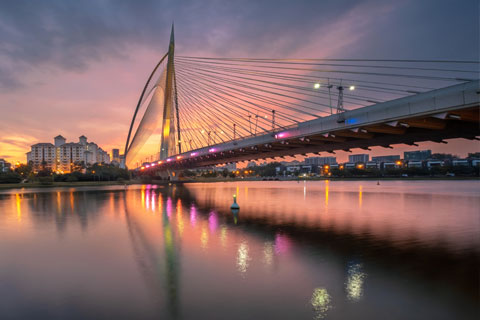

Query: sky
[[0, 0, 478, 164]]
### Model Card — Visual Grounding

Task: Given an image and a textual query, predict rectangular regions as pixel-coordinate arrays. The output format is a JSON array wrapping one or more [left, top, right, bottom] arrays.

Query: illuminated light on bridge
[[145, 164, 150, 168], [141, 166, 145, 170], [275, 132, 288, 139], [190, 152, 198, 157], [208, 148, 217, 153], [166, 158, 172, 162], [158, 161, 163, 165], [176, 155, 182, 160]]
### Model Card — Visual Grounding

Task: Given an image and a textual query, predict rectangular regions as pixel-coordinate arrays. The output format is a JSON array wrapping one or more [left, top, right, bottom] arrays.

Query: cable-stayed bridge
[[125, 27, 479, 175]]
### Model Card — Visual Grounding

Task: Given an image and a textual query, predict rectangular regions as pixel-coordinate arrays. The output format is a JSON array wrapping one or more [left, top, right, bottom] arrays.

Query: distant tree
[[221, 169, 229, 178], [36, 162, 52, 177], [71, 161, 86, 172], [15, 163, 32, 178], [0, 172, 22, 183]]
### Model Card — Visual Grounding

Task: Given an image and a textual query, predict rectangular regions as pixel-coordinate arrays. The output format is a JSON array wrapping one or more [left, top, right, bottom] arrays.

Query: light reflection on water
[[0, 181, 478, 320]]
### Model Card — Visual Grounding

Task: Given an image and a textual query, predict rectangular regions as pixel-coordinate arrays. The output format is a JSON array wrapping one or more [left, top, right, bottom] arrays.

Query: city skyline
[[0, 0, 478, 164]]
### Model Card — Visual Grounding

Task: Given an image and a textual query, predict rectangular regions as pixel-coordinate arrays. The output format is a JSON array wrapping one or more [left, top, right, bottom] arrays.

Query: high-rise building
[[349, 154, 369, 163], [27, 135, 111, 173], [27, 143, 56, 170], [305, 157, 337, 165], [404, 150, 432, 161], [372, 155, 400, 163], [112, 149, 120, 163]]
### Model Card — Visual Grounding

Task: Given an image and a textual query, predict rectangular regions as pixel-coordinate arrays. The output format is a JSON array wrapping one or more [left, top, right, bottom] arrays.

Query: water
[[0, 181, 478, 319]]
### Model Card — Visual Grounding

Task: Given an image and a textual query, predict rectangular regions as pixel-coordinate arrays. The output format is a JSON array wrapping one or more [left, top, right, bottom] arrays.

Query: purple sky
[[0, 0, 478, 163]]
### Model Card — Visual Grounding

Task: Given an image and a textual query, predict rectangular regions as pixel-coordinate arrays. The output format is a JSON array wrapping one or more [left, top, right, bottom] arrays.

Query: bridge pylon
[[160, 24, 180, 160]]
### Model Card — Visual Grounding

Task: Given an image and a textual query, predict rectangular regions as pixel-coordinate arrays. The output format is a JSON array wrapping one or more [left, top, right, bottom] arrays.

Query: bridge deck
[[143, 80, 479, 171]]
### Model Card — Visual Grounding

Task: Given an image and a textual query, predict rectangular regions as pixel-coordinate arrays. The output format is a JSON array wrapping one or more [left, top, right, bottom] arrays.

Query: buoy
[[231, 194, 240, 210]]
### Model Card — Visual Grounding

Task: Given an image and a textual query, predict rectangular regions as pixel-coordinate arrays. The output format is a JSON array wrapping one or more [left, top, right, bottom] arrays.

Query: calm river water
[[0, 181, 478, 319]]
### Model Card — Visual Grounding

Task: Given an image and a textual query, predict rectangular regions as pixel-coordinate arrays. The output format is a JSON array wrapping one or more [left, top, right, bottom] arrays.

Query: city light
[[314, 83, 321, 89], [349, 85, 355, 91]]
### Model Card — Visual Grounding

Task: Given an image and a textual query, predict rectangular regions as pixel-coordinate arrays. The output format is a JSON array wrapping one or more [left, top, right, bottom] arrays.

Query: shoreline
[[0, 176, 478, 191], [0, 181, 137, 191]]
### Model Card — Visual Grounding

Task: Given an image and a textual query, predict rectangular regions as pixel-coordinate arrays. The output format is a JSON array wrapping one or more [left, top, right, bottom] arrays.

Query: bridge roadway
[[141, 80, 479, 172]]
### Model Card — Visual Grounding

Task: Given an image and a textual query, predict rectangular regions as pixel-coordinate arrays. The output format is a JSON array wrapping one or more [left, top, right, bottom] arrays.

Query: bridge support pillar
[[156, 170, 179, 181]]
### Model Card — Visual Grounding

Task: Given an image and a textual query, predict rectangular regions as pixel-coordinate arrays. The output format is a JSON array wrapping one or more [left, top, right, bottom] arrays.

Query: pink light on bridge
[[190, 152, 198, 157], [209, 148, 217, 153], [166, 158, 172, 162], [146, 164, 150, 168], [275, 132, 288, 139]]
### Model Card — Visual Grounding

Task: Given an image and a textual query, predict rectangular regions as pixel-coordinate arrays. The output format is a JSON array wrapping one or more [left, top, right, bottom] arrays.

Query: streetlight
[[314, 80, 334, 114]]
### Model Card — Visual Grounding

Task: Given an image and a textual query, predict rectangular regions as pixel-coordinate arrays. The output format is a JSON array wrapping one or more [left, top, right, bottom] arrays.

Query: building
[[404, 150, 432, 161], [348, 154, 369, 163], [372, 155, 400, 163], [305, 156, 337, 166], [407, 161, 423, 168], [27, 135, 111, 173], [216, 163, 236, 171], [0, 159, 12, 173], [112, 149, 120, 163], [27, 143, 56, 171], [452, 159, 469, 166], [366, 161, 379, 169]]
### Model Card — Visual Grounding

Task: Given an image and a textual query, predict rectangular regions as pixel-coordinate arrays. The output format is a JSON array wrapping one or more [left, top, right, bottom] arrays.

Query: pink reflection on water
[[274, 233, 291, 255], [166, 197, 172, 218], [151, 192, 156, 212], [145, 191, 150, 210], [190, 205, 197, 227], [208, 211, 218, 233]]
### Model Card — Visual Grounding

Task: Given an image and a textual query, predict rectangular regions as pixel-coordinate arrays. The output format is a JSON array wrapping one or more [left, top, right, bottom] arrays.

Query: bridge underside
[[147, 105, 479, 171]]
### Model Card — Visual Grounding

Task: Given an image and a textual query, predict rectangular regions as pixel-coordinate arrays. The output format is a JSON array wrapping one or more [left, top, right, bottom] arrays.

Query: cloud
[[0, 0, 399, 90]]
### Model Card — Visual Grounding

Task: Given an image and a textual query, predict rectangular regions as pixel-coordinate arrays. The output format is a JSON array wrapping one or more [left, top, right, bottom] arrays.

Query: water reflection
[[0, 181, 478, 320], [345, 261, 366, 302], [311, 287, 332, 319], [236, 240, 251, 275], [263, 241, 274, 266]]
